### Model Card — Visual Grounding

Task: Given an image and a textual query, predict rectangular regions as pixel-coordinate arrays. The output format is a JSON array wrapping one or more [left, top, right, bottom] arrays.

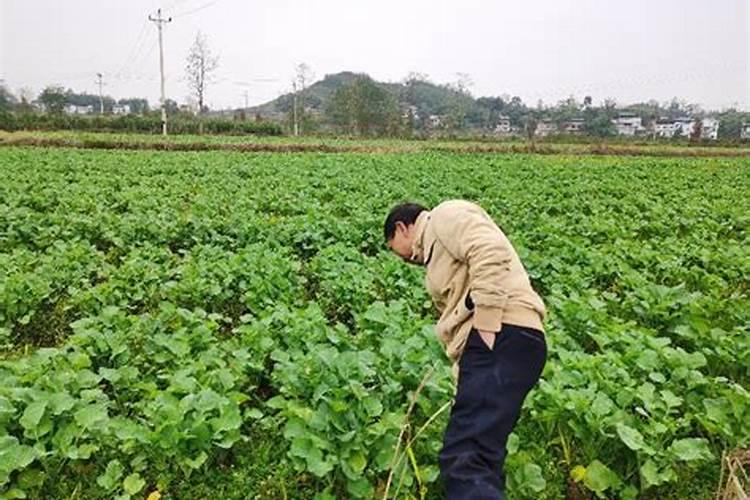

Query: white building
[[654, 118, 679, 138], [401, 105, 419, 122], [612, 113, 644, 136], [535, 119, 557, 137], [653, 117, 720, 140], [700, 117, 719, 140], [673, 117, 695, 137], [112, 104, 131, 115], [64, 104, 94, 115], [494, 115, 511, 135], [742, 123, 750, 140], [427, 114, 443, 128], [561, 118, 585, 134]]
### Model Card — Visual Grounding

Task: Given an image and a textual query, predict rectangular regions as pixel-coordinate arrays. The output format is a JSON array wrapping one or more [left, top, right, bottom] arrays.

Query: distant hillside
[[249, 71, 474, 120]]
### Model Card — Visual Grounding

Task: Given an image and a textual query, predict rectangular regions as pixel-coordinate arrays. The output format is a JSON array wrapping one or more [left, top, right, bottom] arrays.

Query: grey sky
[[1, 0, 748, 111]]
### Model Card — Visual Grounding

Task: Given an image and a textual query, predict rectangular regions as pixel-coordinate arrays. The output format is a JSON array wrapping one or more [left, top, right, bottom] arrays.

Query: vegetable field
[[0, 147, 748, 499]]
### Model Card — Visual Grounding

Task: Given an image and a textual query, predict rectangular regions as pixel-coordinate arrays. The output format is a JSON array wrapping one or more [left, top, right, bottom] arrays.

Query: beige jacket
[[410, 200, 546, 371]]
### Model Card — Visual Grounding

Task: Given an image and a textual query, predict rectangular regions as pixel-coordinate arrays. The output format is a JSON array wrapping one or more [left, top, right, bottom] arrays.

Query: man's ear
[[395, 221, 407, 234]]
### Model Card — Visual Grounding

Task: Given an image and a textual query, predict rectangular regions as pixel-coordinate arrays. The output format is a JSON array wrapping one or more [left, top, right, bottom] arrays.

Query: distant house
[[741, 123, 750, 140], [561, 118, 585, 134], [401, 104, 419, 122], [653, 118, 679, 138], [64, 104, 94, 115], [112, 104, 131, 115], [653, 117, 720, 140], [427, 114, 443, 128], [700, 117, 720, 140], [494, 115, 511, 135], [535, 119, 557, 137], [612, 113, 644, 136], [673, 117, 695, 137]]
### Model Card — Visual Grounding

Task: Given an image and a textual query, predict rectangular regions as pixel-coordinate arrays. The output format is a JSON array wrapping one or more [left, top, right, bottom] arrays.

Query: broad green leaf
[[19, 401, 47, 431], [668, 438, 712, 461], [97, 460, 124, 492], [123, 473, 146, 495], [616, 423, 646, 451], [640, 459, 675, 487], [583, 460, 619, 494], [515, 462, 546, 493], [74, 404, 108, 428]]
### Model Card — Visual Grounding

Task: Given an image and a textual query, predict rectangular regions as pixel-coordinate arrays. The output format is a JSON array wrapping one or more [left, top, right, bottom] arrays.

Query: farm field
[[0, 146, 748, 499]]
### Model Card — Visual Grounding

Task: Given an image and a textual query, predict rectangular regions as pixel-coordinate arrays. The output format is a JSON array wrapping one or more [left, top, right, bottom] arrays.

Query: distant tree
[[291, 62, 315, 136], [444, 73, 473, 134], [504, 96, 528, 128], [66, 91, 115, 113], [690, 119, 703, 143], [403, 72, 430, 85], [38, 86, 67, 115], [326, 75, 398, 136], [164, 99, 179, 116], [583, 102, 617, 138], [0, 85, 16, 111], [118, 98, 149, 114], [185, 31, 219, 131], [716, 109, 747, 140], [583, 95, 593, 108], [523, 114, 538, 142]]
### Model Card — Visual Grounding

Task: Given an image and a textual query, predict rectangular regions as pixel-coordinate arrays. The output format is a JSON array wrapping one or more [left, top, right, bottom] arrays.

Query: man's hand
[[477, 329, 496, 350]]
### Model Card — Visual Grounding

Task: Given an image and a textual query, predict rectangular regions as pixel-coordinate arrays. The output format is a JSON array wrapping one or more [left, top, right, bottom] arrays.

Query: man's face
[[387, 221, 414, 261]]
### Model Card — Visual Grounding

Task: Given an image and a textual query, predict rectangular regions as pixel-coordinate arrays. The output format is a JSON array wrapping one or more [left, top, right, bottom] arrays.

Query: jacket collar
[[409, 211, 431, 264]]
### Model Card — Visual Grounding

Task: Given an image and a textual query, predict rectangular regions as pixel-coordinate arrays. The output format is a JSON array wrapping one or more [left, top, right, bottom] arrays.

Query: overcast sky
[[1, 0, 748, 111]]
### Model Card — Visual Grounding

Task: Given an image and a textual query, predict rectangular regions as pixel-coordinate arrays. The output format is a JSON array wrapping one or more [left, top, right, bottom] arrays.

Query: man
[[384, 200, 547, 500]]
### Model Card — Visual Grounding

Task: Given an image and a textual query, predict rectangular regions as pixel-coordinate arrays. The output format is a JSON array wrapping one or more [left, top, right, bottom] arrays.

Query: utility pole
[[243, 90, 249, 110], [95, 73, 104, 114], [292, 81, 299, 137], [148, 8, 172, 135]]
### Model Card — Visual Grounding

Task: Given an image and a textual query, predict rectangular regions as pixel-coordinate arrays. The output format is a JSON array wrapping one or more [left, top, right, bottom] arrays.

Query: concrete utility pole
[[148, 8, 172, 135], [292, 81, 299, 137], [243, 90, 249, 110], [95, 73, 104, 114]]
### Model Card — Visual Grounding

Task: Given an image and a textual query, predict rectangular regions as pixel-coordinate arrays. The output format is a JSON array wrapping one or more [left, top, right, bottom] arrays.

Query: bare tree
[[185, 31, 218, 133], [292, 63, 315, 136]]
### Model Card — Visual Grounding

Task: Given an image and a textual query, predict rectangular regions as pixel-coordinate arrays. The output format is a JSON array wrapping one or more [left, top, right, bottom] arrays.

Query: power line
[[115, 19, 150, 79], [172, 0, 222, 19]]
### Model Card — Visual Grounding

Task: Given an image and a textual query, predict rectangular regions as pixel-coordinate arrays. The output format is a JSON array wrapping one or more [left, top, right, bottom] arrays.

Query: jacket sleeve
[[433, 206, 511, 332]]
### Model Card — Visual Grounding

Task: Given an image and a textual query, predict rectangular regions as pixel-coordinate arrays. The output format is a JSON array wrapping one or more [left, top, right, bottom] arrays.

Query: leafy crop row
[[0, 147, 747, 499]]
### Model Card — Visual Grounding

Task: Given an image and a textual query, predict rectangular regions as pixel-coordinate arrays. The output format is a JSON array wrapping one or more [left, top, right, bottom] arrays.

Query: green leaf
[[346, 450, 367, 475], [516, 462, 546, 493], [123, 473, 146, 495], [20, 401, 47, 431], [616, 423, 646, 451], [345, 477, 373, 498], [668, 438, 712, 461], [307, 450, 334, 477], [184, 451, 208, 470], [74, 404, 108, 429], [97, 460, 124, 492], [583, 460, 620, 494], [0, 441, 36, 475], [0, 489, 27, 499], [640, 459, 675, 487], [362, 396, 383, 417]]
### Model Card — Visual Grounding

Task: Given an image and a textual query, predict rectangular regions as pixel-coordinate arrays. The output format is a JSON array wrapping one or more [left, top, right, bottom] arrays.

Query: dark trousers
[[438, 324, 547, 500]]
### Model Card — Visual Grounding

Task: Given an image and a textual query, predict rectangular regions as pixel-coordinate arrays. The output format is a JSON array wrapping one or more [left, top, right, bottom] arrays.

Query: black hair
[[384, 202, 428, 241]]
